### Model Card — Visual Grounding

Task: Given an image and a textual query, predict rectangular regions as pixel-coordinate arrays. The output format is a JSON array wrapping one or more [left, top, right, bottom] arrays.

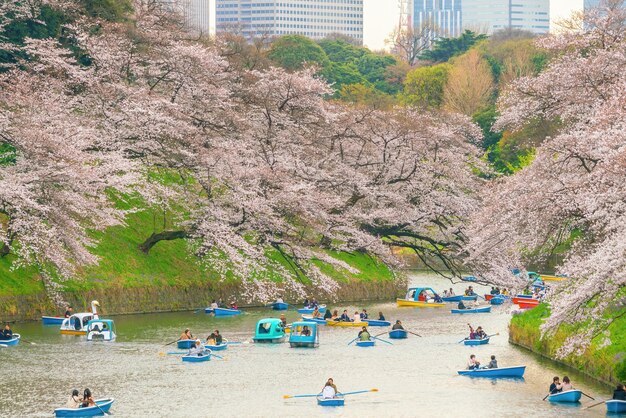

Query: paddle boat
[[326, 320, 367, 327], [86, 319, 116, 342], [41, 316, 65, 326], [547, 389, 582, 403], [355, 339, 375, 347], [177, 339, 196, 349], [253, 318, 286, 343], [289, 321, 319, 348], [54, 398, 115, 417], [182, 352, 211, 362], [364, 319, 391, 327], [60, 301, 100, 336], [0, 333, 20, 346], [451, 306, 491, 314], [490, 296, 505, 305], [463, 337, 490, 346], [204, 307, 241, 316], [397, 287, 446, 308], [457, 365, 526, 378], [606, 399, 626, 413], [317, 394, 345, 406], [297, 305, 327, 315], [271, 301, 289, 310], [442, 295, 478, 302], [389, 329, 408, 339]]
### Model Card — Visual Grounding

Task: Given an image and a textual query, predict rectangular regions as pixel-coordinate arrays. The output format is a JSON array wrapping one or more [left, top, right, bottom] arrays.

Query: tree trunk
[[139, 230, 188, 254]]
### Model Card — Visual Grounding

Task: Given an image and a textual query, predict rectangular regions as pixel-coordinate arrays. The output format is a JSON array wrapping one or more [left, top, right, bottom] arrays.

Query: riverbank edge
[[508, 312, 623, 387], [0, 276, 407, 322]]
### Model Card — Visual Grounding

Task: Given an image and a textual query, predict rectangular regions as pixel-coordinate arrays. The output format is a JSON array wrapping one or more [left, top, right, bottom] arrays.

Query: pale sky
[[363, 0, 585, 51]]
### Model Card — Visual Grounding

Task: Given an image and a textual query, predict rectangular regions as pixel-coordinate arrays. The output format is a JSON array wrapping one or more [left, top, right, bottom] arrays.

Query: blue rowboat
[[442, 295, 478, 302], [207, 307, 241, 316], [317, 395, 345, 406], [463, 337, 490, 346], [0, 333, 20, 346], [548, 390, 582, 403], [177, 339, 195, 349], [515, 294, 534, 299], [364, 319, 391, 327], [356, 340, 375, 347], [272, 302, 289, 310], [606, 400, 626, 413], [205, 343, 227, 351], [451, 306, 491, 314], [253, 318, 286, 343], [462, 276, 478, 282], [297, 305, 326, 315], [182, 352, 211, 362], [490, 297, 504, 305], [42, 316, 65, 326], [301, 316, 327, 325], [54, 398, 114, 417], [389, 329, 408, 339], [457, 365, 526, 378]]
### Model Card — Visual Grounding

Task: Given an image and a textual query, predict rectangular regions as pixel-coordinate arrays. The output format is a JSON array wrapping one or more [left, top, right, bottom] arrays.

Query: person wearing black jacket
[[0, 324, 12, 340], [614, 383, 626, 400], [549, 376, 561, 394]]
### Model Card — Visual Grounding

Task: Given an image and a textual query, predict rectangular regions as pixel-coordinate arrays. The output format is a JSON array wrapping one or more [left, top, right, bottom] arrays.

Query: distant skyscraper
[[215, 0, 364, 43], [183, 0, 211, 34], [413, 0, 462, 37], [462, 0, 550, 35], [584, 0, 601, 9]]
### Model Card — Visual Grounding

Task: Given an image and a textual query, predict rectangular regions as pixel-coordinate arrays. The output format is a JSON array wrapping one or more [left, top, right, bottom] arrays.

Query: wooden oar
[[163, 339, 181, 347], [209, 353, 225, 360], [542, 393, 550, 401], [341, 388, 378, 396], [581, 391, 595, 400], [165, 351, 187, 355], [371, 336, 393, 345], [373, 331, 388, 338], [193, 308, 205, 314], [583, 399, 606, 409], [406, 330, 422, 337], [19, 337, 37, 345], [283, 393, 321, 399], [93, 400, 109, 416]]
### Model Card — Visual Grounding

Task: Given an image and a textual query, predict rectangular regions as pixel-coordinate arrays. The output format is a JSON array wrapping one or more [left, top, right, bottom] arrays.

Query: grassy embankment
[[0, 205, 399, 320], [509, 304, 626, 384]]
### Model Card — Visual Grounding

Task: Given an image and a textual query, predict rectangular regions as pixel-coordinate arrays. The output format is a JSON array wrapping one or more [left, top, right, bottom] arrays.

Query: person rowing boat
[[321, 378, 338, 399], [0, 324, 13, 340], [338, 310, 351, 322], [613, 383, 626, 400], [378, 311, 385, 321], [392, 320, 404, 330], [312, 307, 322, 318], [206, 329, 222, 345], [467, 354, 480, 370], [549, 376, 561, 394], [189, 339, 207, 356], [358, 326, 370, 341], [179, 328, 193, 340]]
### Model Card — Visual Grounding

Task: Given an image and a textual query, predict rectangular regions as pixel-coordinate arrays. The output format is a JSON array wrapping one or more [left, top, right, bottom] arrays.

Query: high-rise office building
[[461, 0, 550, 35], [413, 0, 462, 37], [184, 0, 211, 34], [215, 0, 364, 43]]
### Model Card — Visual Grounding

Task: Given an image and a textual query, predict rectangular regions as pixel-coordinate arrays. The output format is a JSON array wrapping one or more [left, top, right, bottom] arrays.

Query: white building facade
[[461, 0, 550, 35], [184, 0, 211, 34], [215, 0, 364, 43], [413, 0, 463, 37]]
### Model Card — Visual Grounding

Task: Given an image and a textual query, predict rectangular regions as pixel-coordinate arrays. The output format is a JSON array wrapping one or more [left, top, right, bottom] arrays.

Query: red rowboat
[[512, 297, 539, 305]]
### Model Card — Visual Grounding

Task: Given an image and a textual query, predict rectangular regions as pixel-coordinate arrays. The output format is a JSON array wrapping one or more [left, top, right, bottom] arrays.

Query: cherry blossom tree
[[464, 0, 626, 355]]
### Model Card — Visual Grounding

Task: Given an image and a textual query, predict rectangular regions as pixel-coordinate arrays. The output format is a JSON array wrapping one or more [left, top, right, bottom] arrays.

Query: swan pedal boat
[[547, 389, 582, 403], [606, 399, 626, 413], [60, 301, 100, 335], [317, 394, 345, 406], [389, 329, 408, 339], [0, 333, 20, 346], [451, 306, 491, 314], [54, 398, 114, 417], [463, 337, 490, 346], [457, 365, 526, 378]]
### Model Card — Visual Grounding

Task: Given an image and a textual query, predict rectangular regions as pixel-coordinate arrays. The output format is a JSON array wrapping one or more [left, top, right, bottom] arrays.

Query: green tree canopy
[[268, 35, 330, 71], [419, 30, 487, 63], [318, 39, 365, 63], [400, 63, 451, 108]]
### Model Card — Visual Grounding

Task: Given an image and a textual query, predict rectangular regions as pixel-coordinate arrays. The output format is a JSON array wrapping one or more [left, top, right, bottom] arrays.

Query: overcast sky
[[363, 0, 584, 51]]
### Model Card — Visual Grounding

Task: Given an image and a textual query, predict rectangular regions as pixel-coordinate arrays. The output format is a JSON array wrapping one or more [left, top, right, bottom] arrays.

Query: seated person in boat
[[218, 299, 225, 308], [378, 312, 385, 321], [467, 324, 476, 339], [475, 326, 486, 339], [457, 301, 467, 310], [66, 389, 81, 409], [301, 326, 311, 336], [353, 311, 361, 322], [81, 388, 96, 408], [338, 310, 351, 322], [322, 378, 338, 398], [331, 310, 339, 320], [433, 294, 443, 303], [442, 289, 449, 297], [392, 320, 404, 330], [613, 383, 626, 400], [549, 376, 561, 394], [230, 301, 238, 309], [494, 288, 501, 295], [448, 288, 455, 296], [487, 355, 498, 369], [557, 376, 573, 391], [407, 290, 416, 300], [206, 329, 222, 345], [0, 324, 13, 340], [358, 326, 370, 341], [418, 291, 427, 302], [323, 309, 333, 320], [189, 339, 206, 356], [467, 354, 480, 370], [64, 306, 73, 318], [465, 286, 476, 296], [279, 314, 288, 328], [310, 298, 319, 308], [360, 309, 369, 320], [180, 328, 193, 340], [312, 307, 323, 318], [210, 300, 218, 309], [303, 298, 310, 308], [276, 297, 284, 304]]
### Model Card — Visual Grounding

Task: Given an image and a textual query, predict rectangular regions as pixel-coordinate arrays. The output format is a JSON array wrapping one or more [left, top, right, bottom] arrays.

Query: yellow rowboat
[[538, 274, 567, 281], [396, 298, 446, 308], [326, 321, 367, 327]]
